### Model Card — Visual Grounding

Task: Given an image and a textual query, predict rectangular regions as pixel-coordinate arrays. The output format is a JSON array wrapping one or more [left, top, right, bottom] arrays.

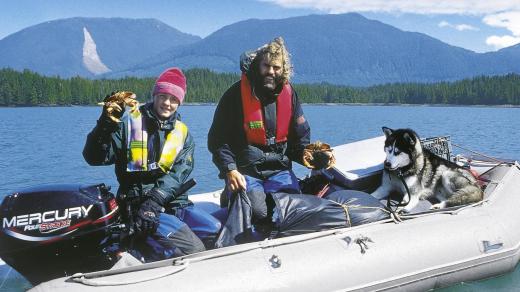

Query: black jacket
[[83, 103, 195, 206], [208, 81, 310, 179]]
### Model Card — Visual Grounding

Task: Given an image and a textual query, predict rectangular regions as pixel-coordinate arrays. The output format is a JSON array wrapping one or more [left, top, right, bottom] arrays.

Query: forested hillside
[[1, 68, 519, 106]]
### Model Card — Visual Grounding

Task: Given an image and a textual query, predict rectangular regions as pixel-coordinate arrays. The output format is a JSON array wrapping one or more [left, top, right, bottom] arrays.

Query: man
[[208, 37, 311, 235], [83, 68, 214, 260]]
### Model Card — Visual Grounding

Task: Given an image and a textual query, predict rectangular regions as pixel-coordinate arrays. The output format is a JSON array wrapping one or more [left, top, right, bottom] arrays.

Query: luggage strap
[[328, 201, 352, 228]]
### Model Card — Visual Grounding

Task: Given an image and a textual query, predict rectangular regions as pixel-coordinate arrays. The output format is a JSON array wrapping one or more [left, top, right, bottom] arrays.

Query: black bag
[[272, 190, 389, 238], [214, 191, 254, 248], [215, 190, 389, 247]]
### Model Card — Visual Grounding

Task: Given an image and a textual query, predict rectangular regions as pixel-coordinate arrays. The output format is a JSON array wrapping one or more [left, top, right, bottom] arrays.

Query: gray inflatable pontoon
[[30, 136, 520, 292]]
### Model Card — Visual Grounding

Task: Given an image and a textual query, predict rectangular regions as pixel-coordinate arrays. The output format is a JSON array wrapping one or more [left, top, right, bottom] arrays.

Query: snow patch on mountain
[[82, 27, 111, 75]]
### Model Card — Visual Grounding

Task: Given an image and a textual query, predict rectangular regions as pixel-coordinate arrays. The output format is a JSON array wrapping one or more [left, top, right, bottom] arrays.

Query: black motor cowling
[[0, 183, 120, 284]]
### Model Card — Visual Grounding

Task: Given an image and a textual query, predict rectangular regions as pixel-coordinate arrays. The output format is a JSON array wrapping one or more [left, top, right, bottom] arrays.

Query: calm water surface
[[0, 105, 518, 291]]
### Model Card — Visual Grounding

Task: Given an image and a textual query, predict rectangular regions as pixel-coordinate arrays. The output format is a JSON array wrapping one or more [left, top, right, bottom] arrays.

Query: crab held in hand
[[302, 141, 336, 170], [98, 91, 139, 123]]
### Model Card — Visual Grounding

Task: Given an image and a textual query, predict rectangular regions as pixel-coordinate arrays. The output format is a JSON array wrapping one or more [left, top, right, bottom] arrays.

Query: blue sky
[[1, 0, 520, 53]]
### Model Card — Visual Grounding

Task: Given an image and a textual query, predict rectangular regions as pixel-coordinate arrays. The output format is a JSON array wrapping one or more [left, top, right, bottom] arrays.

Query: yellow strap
[[158, 120, 189, 173]]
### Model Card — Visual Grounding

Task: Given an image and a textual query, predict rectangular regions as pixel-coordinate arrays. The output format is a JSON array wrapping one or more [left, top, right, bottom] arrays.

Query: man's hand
[[226, 170, 247, 192]]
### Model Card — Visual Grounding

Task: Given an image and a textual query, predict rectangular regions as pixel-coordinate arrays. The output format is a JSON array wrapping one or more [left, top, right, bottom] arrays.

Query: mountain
[[114, 13, 520, 86], [2, 14, 520, 86], [493, 43, 520, 65], [0, 17, 200, 77]]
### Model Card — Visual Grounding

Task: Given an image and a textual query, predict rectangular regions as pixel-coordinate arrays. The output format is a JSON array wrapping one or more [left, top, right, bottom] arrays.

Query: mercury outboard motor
[[0, 183, 120, 284]]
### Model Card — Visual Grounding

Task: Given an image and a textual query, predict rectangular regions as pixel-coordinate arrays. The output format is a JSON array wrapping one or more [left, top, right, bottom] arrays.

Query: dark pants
[[243, 170, 300, 223], [138, 206, 220, 261]]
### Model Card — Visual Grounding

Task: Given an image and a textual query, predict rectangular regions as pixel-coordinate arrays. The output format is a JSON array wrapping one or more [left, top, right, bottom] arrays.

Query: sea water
[[0, 105, 518, 291]]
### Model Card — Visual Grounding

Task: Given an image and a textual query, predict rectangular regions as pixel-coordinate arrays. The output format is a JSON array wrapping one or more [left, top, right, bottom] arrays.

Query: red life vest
[[241, 73, 292, 146]]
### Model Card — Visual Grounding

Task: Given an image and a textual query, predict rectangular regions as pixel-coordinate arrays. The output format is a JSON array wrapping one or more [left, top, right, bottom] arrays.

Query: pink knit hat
[[153, 67, 186, 104]]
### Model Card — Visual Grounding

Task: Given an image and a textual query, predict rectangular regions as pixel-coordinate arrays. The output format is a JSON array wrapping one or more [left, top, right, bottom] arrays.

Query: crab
[[98, 91, 139, 122], [302, 141, 336, 169]]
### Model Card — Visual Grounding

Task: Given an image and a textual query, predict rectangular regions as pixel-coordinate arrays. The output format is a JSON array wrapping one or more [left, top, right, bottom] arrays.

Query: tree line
[[1, 68, 519, 106]]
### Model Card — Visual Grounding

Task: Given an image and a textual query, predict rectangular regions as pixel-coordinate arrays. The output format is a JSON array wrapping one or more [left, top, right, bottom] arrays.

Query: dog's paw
[[418, 190, 433, 200], [430, 202, 446, 210]]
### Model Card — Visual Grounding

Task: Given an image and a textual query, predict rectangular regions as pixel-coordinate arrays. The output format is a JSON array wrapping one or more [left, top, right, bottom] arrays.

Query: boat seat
[[321, 136, 385, 193]]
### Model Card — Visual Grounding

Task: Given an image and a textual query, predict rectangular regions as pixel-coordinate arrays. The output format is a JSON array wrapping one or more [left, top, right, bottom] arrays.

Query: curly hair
[[255, 37, 292, 83]]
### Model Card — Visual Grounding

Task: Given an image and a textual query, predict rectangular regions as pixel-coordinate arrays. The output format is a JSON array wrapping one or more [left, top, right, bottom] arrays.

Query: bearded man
[[208, 37, 311, 233]]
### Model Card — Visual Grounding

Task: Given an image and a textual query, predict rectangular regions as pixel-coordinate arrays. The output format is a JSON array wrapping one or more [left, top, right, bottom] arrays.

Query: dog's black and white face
[[382, 127, 421, 171]]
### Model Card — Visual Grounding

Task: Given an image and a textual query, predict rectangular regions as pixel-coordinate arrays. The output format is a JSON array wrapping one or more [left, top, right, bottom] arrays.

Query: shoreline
[[300, 103, 520, 108], [1, 103, 519, 108]]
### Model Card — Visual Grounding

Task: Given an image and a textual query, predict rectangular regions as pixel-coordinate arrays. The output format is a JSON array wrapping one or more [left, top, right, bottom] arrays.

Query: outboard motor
[[0, 184, 120, 284]]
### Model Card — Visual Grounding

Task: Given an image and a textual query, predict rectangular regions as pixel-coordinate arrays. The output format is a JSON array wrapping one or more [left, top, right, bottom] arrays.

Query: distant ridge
[[112, 13, 520, 86], [0, 17, 201, 77], [1, 14, 520, 85]]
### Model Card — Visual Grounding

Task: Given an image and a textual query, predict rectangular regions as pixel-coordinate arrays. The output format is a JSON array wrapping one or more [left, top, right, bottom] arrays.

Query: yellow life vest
[[126, 107, 188, 173]]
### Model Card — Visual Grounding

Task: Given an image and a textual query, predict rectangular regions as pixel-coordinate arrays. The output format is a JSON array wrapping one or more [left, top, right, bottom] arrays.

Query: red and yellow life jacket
[[240, 74, 292, 145]]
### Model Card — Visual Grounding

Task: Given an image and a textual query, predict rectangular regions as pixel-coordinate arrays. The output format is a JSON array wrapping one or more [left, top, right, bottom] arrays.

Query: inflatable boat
[[21, 136, 520, 291]]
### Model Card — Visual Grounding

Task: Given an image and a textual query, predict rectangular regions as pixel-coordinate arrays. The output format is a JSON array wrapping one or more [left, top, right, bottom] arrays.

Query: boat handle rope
[[400, 199, 488, 218], [71, 259, 190, 286], [452, 143, 509, 164]]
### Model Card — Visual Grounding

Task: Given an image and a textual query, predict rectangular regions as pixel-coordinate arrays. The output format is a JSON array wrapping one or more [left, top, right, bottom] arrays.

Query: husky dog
[[371, 127, 483, 213]]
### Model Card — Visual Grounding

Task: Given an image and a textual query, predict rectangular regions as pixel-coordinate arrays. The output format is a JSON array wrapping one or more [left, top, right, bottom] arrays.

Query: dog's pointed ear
[[403, 132, 416, 146], [382, 127, 393, 138]]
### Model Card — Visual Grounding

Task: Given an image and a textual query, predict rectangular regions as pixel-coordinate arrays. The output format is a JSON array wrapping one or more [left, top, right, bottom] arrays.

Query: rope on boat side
[[71, 259, 190, 286], [452, 143, 508, 164], [69, 196, 491, 287], [390, 211, 403, 223], [395, 199, 489, 219], [451, 200, 488, 214]]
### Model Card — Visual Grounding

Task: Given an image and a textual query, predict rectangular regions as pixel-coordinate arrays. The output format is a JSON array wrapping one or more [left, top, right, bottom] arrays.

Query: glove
[[302, 141, 336, 170], [134, 198, 162, 236], [98, 91, 138, 123]]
